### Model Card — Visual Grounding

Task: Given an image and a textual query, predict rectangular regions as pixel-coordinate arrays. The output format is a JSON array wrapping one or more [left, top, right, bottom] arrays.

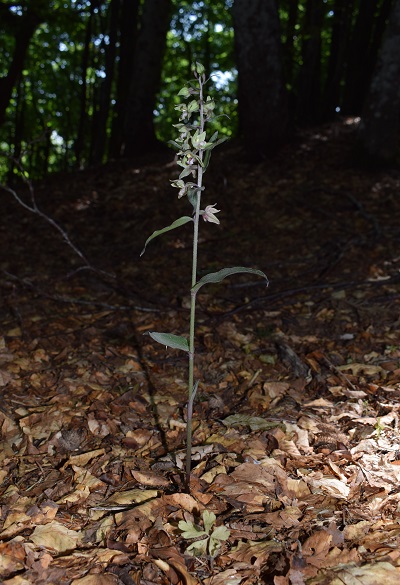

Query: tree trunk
[[74, 3, 95, 168], [90, 0, 120, 164], [109, 0, 140, 158], [123, 0, 172, 157], [295, 0, 326, 124], [321, 0, 355, 120], [0, 6, 43, 127], [342, 0, 378, 114], [282, 0, 299, 90], [232, 0, 288, 159], [358, 0, 400, 163]]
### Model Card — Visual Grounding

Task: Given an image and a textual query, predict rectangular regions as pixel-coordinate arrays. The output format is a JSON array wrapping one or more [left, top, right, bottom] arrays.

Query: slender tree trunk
[[203, 2, 212, 80], [321, 0, 354, 120], [282, 0, 299, 89], [342, 0, 377, 114], [368, 0, 394, 68], [109, 0, 140, 158], [7, 77, 25, 181], [0, 8, 43, 127], [295, 0, 326, 124], [358, 0, 400, 163], [74, 3, 95, 167], [232, 0, 288, 159], [91, 0, 120, 164], [123, 0, 172, 157]]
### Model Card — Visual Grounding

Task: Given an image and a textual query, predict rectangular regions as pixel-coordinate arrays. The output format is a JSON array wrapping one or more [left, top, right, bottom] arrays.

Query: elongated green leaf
[[140, 216, 193, 256], [168, 139, 182, 150], [192, 267, 268, 294], [147, 332, 189, 352], [203, 135, 229, 151]]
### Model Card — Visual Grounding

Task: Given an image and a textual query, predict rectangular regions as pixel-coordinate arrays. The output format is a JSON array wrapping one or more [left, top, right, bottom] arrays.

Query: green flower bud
[[193, 62, 205, 76], [191, 130, 207, 149], [188, 100, 199, 114]]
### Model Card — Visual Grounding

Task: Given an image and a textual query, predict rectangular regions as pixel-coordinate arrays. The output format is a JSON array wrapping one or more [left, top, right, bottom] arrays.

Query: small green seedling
[[141, 62, 268, 490], [178, 510, 230, 557], [375, 417, 385, 437]]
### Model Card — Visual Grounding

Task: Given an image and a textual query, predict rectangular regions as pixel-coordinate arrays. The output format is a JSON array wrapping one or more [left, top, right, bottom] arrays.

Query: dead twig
[[2, 271, 161, 313], [220, 275, 400, 317], [0, 162, 113, 280]]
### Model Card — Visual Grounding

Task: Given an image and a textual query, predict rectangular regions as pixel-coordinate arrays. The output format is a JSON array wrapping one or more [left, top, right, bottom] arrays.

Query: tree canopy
[[0, 0, 397, 180]]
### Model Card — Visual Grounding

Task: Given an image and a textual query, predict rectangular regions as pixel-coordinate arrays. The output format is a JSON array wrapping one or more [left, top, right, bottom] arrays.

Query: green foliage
[[0, 0, 391, 179], [155, 0, 237, 144], [140, 215, 193, 256], [192, 267, 268, 294], [0, 1, 112, 180], [0, 0, 237, 181], [147, 332, 189, 353], [178, 510, 230, 557]]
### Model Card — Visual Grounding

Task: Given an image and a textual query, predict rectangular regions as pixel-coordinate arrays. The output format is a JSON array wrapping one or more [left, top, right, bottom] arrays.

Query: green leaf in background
[[147, 332, 189, 352], [192, 266, 268, 294], [140, 216, 193, 256]]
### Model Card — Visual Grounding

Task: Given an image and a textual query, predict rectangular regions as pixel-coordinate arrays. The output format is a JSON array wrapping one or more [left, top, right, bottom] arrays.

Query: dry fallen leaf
[[30, 521, 82, 552]]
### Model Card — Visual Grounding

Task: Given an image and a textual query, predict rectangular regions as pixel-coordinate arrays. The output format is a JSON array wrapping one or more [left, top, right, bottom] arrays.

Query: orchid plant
[[141, 63, 268, 491]]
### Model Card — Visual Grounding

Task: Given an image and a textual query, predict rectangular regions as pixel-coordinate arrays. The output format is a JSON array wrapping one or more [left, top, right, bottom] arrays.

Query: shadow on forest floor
[[0, 119, 400, 584]]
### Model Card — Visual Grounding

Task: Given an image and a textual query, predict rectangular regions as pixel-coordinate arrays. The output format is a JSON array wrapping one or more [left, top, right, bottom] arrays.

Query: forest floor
[[0, 119, 400, 585]]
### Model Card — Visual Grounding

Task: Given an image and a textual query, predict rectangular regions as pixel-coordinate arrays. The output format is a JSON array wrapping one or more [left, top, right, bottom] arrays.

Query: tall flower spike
[[202, 204, 220, 224]]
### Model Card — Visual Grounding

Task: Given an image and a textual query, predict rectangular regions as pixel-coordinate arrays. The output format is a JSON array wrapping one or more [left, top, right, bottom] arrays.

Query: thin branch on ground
[[2, 271, 161, 313], [0, 160, 113, 280], [220, 275, 400, 317]]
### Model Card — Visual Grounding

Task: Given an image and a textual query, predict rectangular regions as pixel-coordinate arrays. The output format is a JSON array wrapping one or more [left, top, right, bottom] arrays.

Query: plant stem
[[185, 73, 205, 492]]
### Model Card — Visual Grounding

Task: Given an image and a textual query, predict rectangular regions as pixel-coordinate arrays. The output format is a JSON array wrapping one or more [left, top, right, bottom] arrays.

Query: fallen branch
[[2, 271, 161, 313], [220, 274, 400, 317], [0, 162, 113, 280]]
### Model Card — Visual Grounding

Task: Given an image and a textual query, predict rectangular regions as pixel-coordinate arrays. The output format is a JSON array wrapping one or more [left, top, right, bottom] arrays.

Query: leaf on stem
[[203, 133, 229, 171], [203, 135, 229, 151], [146, 332, 189, 352], [140, 216, 193, 256], [192, 267, 268, 294]]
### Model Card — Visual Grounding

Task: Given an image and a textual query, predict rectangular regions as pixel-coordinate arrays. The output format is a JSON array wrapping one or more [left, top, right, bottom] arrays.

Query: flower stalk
[[187, 70, 205, 490], [141, 63, 268, 492]]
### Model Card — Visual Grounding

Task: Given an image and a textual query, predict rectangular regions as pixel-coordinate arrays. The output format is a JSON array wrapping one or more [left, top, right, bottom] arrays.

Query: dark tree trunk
[[91, 0, 120, 164], [282, 0, 300, 90], [109, 0, 140, 158], [74, 3, 95, 167], [203, 2, 212, 81], [342, 0, 378, 114], [123, 0, 172, 157], [0, 6, 43, 127], [295, 0, 326, 124], [321, 0, 355, 120], [7, 76, 25, 181], [368, 0, 394, 69], [232, 0, 288, 159], [358, 0, 400, 163]]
